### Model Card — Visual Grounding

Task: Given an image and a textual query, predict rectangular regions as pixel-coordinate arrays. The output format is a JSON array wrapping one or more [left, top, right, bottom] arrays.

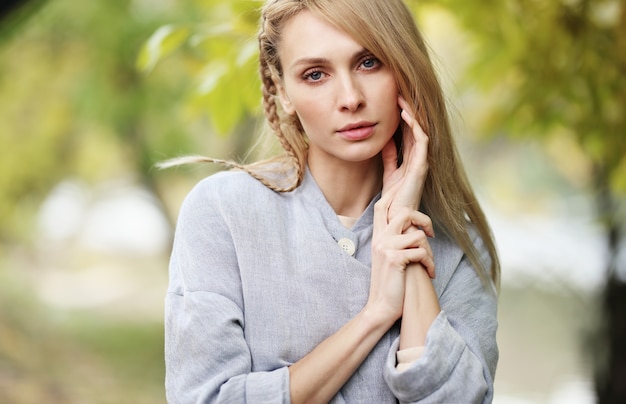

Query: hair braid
[[254, 28, 308, 192]]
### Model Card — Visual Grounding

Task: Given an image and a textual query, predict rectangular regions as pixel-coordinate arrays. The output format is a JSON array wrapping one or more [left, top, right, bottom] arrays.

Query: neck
[[308, 155, 383, 218]]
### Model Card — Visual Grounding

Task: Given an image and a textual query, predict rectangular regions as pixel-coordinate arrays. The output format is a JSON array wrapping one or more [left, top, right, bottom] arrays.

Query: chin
[[339, 150, 383, 164]]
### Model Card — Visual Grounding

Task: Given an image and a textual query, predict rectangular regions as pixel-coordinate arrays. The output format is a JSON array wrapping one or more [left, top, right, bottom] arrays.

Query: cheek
[[380, 83, 401, 126], [375, 76, 399, 107], [290, 94, 327, 130], [383, 78, 399, 104]]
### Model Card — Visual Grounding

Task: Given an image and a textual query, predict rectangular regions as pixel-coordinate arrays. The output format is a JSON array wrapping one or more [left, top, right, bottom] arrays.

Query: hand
[[381, 95, 429, 221], [368, 191, 436, 321]]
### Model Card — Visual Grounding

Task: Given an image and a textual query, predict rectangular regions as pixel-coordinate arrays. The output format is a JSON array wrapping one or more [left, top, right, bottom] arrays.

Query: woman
[[165, 0, 500, 403]]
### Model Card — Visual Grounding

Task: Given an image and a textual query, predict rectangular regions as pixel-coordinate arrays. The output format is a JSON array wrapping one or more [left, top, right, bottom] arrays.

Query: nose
[[337, 73, 365, 112]]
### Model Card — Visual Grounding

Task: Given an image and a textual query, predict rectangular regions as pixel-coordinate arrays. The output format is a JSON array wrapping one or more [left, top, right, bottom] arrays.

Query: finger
[[397, 97, 429, 181], [374, 190, 393, 231], [387, 208, 435, 239], [407, 259, 436, 279], [412, 234, 435, 275], [397, 95, 413, 130], [397, 95, 413, 121], [398, 97, 416, 156], [398, 224, 435, 278], [403, 229, 435, 263], [398, 95, 428, 137], [409, 211, 435, 238], [385, 206, 416, 236], [403, 249, 436, 279], [405, 118, 428, 166], [402, 211, 435, 238], [401, 109, 414, 129]]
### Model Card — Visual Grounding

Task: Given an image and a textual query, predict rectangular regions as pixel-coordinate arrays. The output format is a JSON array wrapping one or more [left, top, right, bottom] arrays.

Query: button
[[337, 238, 356, 256]]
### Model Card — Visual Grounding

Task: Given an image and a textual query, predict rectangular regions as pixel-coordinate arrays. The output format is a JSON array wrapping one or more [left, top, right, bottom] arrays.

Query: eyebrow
[[289, 48, 373, 70]]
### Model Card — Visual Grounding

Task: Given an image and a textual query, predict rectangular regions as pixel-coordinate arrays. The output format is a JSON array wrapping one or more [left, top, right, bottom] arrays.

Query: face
[[276, 11, 401, 169]]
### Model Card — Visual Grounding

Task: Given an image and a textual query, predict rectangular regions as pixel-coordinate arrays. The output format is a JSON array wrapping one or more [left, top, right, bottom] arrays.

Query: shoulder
[[177, 169, 294, 229], [197, 169, 272, 195], [174, 171, 273, 226], [183, 170, 277, 209]]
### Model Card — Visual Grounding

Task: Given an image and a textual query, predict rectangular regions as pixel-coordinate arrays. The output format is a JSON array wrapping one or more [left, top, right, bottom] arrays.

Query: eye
[[303, 69, 325, 82], [360, 57, 381, 70]]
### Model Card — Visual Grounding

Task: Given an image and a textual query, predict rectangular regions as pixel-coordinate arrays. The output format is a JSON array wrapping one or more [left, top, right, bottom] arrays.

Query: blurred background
[[0, 0, 624, 403]]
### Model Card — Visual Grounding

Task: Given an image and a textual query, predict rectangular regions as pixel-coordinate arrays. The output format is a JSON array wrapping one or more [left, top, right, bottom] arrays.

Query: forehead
[[278, 11, 364, 69]]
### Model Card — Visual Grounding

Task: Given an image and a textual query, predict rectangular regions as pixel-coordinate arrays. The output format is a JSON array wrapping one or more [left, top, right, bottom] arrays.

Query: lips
[[337, 121, 376, 141]]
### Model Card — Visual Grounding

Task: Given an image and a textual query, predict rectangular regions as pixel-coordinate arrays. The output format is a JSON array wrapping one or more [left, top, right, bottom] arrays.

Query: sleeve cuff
[[384, 311, 467, 402], [396, 346, 425, 372]]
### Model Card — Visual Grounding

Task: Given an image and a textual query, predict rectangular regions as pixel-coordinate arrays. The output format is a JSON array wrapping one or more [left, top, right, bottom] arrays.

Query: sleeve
[[383, 234, 498, 404], [396, 346, 425, 372], [164, 178, 291, 404]]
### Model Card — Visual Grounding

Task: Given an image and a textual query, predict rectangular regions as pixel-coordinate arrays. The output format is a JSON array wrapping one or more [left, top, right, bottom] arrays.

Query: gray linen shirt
[[165, 169, 498, 403]]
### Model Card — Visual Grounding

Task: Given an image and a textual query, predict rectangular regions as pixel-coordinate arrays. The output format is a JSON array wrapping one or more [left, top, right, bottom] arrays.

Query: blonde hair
[[170, 0, 500, 289]]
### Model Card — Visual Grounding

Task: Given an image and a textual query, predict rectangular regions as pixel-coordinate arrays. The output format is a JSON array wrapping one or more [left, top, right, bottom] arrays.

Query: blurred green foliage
[[136, 0, 262, 135], [0, 0, 201, 241], [424, 0, 626, 195]]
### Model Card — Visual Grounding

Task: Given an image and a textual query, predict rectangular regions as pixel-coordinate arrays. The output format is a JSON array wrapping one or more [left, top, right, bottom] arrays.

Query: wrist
[[361, 302, 399, 333], [399, 264, 441, 349]]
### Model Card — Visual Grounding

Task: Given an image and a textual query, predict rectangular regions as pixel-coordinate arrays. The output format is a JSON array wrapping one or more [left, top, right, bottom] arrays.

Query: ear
[[276, 81, 296, 115]]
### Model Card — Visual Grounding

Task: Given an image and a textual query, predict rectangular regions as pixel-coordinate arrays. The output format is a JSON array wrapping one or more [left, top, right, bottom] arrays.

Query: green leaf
[[196, 61, 229, 95], [136, 24, 191, 73]]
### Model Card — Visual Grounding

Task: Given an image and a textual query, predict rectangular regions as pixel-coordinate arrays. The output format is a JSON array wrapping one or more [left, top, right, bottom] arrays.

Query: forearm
[[399, 263, 440, 350], [289, 306, 394, 403]]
